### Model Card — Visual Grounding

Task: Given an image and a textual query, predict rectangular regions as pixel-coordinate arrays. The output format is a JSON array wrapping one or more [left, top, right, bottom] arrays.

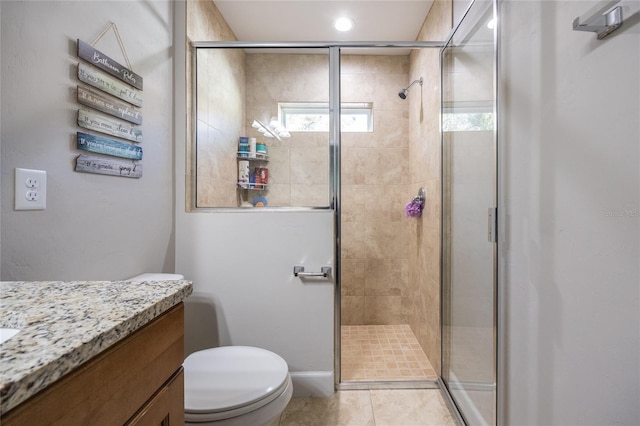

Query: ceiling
[[213, 1, 436, 46]]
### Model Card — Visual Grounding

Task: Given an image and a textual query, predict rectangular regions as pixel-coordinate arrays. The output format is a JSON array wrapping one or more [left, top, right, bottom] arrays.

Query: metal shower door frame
[[190, 39, 453, 394], [439, 0, 500, 424]]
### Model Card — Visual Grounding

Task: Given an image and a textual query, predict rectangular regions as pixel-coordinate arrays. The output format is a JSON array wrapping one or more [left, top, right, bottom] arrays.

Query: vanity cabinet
[[1, 303, 185, 425]]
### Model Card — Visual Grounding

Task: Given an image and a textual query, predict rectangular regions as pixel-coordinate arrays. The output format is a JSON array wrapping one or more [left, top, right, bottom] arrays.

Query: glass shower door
[[441, 0, 497, 425]]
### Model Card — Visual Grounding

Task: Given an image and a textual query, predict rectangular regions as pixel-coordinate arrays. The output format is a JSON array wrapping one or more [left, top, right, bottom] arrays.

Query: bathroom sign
[[77, 86, 142, 125], [77, 39, 143, 90], [75, 154, 142, 178], [78, 63, 142, 107], [78, 109, 142, 143], [77, 131, 143, 160]]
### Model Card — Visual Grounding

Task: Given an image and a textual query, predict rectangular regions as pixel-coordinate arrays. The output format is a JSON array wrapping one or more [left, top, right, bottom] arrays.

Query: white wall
[[499, 1, 640, 424], [1, 1, 175, 280]]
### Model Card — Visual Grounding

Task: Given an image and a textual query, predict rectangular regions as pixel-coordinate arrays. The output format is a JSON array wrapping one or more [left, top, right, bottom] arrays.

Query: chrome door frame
[[439, 0, 500, 424], [190, 39, 457, 396]]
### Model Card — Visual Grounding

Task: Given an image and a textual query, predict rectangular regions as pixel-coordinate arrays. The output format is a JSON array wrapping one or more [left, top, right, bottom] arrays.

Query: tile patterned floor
[[341, 324, 437, 382], [277, 389, 456, 426]]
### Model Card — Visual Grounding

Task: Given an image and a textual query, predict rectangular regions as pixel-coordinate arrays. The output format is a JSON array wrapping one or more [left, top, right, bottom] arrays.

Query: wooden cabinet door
[[127, 369, 184, 426]]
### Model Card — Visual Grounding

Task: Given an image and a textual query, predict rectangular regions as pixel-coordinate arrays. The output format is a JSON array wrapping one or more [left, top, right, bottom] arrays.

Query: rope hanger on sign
[[90, 22, 133, 71]]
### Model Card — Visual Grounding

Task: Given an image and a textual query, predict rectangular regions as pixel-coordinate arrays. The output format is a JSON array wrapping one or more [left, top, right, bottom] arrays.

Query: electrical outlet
[[25, 177, 40, 188], [15, 168, 47, 210]]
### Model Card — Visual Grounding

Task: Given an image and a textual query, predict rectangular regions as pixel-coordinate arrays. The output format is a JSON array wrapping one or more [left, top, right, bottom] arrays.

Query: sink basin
[[0, 328, 20, 344]]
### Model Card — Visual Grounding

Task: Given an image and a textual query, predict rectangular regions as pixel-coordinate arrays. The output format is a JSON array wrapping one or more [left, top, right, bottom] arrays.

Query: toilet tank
[[126, 273, 212, 358], [127, 273, 185, 281]]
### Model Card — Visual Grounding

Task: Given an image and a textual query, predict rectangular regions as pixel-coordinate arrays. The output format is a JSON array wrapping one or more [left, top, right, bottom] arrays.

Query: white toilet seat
[[184, 346, 292, 423]]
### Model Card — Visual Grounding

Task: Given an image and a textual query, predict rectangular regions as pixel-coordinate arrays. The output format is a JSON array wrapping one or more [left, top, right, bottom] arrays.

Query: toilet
[[127, 273, 293, 426]]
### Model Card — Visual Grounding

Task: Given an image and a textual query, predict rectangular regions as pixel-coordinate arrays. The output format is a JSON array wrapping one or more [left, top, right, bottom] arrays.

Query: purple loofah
[[405, 198, 423, 218]]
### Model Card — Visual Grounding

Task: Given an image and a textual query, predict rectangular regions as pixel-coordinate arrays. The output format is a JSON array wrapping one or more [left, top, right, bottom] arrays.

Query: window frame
[[279, 102, 373, 132]]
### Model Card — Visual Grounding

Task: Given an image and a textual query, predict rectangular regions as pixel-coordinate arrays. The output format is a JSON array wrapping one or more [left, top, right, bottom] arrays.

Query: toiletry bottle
[[238, 137, 249, 158], [249, 137, 257, 158]]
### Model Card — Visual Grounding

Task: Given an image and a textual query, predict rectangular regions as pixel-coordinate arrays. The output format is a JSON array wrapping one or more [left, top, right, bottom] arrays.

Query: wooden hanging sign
[[78, 63, 142, 107], [78, 109, 142, 143], [77, 86, 142, 125], [77, 131, 143, 160], [75, 154, 142, 178], [77, 39, 143, 90]]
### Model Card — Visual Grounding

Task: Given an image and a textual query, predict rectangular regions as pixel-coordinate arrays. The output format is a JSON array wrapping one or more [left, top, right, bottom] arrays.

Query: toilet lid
[[184, 346, 289, 415]]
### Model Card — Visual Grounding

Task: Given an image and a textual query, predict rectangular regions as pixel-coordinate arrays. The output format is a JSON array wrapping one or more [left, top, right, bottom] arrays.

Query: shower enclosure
[[441, 0, 498, 425], [189, 42, 444, 392], [188, 0, 499, 417]]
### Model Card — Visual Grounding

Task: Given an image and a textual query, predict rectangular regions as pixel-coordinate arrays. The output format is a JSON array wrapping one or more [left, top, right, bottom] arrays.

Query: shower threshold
[[338, 380, 439, 391]]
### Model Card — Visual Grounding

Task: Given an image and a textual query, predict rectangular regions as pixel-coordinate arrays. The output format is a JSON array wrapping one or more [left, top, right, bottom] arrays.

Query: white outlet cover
[[15, 168, 46, 210]]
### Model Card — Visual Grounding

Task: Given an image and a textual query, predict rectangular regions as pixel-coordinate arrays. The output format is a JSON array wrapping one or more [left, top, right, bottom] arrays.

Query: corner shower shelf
[[237, 152, 269, 161], [237, 183, 268, 191]]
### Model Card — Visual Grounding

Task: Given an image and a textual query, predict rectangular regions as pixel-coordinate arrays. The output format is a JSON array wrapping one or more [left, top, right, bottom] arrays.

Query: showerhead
[[398, 77, 423, 99]]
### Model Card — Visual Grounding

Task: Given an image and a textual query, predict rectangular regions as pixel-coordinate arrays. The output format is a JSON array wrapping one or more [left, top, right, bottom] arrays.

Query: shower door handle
[[488, 207, 497, 243], [293, 266, 332, 278]]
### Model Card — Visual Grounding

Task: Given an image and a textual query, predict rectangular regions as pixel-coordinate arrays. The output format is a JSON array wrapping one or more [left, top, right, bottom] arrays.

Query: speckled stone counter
[[0, 279, 193, 414]]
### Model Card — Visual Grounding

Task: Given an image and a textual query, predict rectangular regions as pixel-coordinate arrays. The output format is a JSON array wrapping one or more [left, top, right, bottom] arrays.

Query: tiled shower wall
[[187, 0, 245, 208], [404, 0, 453, 374], [245, 54, 330, 207], [340, 55, 412, 325], [194, 48, 247, 207]]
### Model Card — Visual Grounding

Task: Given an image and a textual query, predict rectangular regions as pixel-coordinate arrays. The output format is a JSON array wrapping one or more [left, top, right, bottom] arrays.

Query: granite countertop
[[0, 279, 193, 414]]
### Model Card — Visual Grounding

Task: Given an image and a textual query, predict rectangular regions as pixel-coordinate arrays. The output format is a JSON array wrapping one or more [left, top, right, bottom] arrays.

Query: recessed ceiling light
[[334, 17, 354, 32]]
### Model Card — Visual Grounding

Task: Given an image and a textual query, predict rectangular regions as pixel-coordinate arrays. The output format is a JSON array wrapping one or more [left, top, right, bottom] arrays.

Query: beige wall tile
[[364, 222, 409, 260], [263, 184, 290, 207], [373, 109, 410, 149], [364, 258, 408, 296], [290, 146, 329, 185], [341, 185, 367, 223], [364, 185, 408, 223], [364, 295, 404, 324], [368, 148, 410, 186], [265, 144, 291, 185], [342, 147, 371, 185], [342, 221, 365, 260], [341, 258, 366, 297], [342, 296, 365, 325], [290, 184, 329, 207]]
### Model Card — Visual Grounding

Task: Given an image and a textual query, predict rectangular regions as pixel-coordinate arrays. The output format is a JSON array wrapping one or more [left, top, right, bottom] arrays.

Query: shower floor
[[341, 324, 437, 382]]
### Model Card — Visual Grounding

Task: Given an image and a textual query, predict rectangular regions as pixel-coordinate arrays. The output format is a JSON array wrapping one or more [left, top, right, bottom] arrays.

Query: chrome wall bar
[[573, 0, 623, 39], [293, 266, 332, 278]]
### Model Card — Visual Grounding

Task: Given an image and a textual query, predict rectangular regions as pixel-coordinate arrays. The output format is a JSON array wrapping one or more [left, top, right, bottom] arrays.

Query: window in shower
[[442, 101, 495, 132], [279, 102, 373, 132]]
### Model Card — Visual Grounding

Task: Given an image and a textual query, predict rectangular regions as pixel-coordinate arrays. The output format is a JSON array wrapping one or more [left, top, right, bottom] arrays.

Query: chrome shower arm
[[404, 77, 424, 91]]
